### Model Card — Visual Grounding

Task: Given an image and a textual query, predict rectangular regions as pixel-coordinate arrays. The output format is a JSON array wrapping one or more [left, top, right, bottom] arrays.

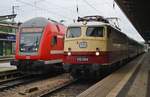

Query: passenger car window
[[86, 27, 103, 37], [66, 27, 81, 38]]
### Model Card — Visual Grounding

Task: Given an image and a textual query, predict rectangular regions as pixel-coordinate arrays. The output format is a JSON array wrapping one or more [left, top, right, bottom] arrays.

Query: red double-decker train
[[11, 17, 66, 74]]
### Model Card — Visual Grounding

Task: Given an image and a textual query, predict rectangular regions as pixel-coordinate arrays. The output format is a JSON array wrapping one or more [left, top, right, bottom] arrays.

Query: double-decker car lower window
[[66, 27, 81, 38], [20, 32, 42, 52], [86, 27, 103, 37]]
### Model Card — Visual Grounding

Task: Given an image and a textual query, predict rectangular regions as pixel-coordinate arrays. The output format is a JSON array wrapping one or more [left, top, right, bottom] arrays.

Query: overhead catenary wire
[[0, 8, 12, 15], [89, 0, 121, 28], [100, 0, 119, 15], [44, 0, 74, 14], [37, 0, 76, 19], [82, 0, 102, 14], [16, 0, 72, 20], [82, 0, 118, 18], [33, 0, 74, 15]]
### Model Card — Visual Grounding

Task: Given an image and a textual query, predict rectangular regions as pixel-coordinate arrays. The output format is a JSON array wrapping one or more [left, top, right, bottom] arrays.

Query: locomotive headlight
[[35, 48, 38, 51], [95, 48, 100, 56], [96, 52, 100, 56], [67, 52, 71, 56], [33, 48, 38, 51], [20, 48, 25, 51]]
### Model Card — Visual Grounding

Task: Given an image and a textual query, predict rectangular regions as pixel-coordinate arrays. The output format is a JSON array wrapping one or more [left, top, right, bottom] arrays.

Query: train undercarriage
[[63, 57, 132, 79], [11, 60, 64, 74]]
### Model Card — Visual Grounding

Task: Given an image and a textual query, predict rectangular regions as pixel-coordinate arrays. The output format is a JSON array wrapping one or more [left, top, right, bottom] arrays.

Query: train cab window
[[51, 36, 57, 46], [66, 27, 81, 38], [20, 32, 42, 52], [86, 27, 103, 37]]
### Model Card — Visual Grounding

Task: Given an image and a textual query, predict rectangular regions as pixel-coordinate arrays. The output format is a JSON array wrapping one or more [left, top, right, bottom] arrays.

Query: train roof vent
[[77, 15, 109, 23]]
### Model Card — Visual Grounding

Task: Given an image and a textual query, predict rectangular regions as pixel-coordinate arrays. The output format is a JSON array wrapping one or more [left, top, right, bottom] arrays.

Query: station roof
[[115, 0, 150, 43], [0, 14, 17, 21], [0, 23, 18, 28]]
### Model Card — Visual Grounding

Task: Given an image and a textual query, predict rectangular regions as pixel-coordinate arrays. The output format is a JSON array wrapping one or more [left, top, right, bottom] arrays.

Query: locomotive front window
[[20, 32, 42, 53], [86, 27, 103, 37], [66, 27, 81, 38]]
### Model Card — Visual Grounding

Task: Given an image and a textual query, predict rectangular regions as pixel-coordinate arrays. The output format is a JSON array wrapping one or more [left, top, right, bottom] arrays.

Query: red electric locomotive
[[11, 17, 66, 74]]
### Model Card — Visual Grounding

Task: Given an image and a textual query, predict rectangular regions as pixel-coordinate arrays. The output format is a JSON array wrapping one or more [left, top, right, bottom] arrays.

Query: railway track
[[0, 71, 96, 97], [0, 73, 73, 97], [42, 80, 98, 97], [0, 75, 42, 91], [38, 71, 110, 97], [0, 62, 121, 97], [0, 70, 23, 84]]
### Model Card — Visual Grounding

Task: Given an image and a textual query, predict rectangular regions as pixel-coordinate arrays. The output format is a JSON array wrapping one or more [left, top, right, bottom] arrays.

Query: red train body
[[11, 17, 66, 74]]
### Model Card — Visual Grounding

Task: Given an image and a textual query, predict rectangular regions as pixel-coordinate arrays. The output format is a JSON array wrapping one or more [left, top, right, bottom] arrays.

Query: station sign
[[0, 34, 16, 41], [7, 35, 16, 41]]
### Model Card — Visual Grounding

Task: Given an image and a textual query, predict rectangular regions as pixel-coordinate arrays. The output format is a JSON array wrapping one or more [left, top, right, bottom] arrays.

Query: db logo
[[79, 42, 87, 48], [26, 56, 30, 59]]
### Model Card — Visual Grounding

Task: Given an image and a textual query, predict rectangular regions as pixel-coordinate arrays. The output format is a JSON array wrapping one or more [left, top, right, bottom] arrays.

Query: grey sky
[[0, 0, 144, 42]]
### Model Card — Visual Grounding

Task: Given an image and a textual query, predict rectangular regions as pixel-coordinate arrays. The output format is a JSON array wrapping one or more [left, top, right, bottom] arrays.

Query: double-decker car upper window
[[86, 27, 103, 37], [66, 27, 81, 38]]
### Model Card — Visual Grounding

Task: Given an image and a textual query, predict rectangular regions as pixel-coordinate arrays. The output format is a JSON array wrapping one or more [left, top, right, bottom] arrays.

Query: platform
[[125, 52, 149, 97], [0, 56, 14, 62], [77, 52, 149, 97], [0, 62, 16, 72]]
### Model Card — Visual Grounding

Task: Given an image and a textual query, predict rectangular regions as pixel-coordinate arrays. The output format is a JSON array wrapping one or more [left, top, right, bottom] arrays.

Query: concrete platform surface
[[0, 62, 16, 72], [77, 53, 148, 97], [0, 56, 14, 61], [125, 52, 150, 97]]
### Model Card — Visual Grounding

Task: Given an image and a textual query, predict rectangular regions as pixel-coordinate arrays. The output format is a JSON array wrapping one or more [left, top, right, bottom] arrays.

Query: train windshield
[[86, 27, 103, 37], [20, 32, 42, 53], [66, 27, 81, 38]]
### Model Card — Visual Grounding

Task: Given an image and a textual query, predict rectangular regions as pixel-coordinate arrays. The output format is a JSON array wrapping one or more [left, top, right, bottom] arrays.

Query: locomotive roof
[[68, 21, 109, 27]]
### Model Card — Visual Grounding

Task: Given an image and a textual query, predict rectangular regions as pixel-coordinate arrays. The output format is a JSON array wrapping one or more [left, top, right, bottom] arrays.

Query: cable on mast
[[75, 0, 79, 19]]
